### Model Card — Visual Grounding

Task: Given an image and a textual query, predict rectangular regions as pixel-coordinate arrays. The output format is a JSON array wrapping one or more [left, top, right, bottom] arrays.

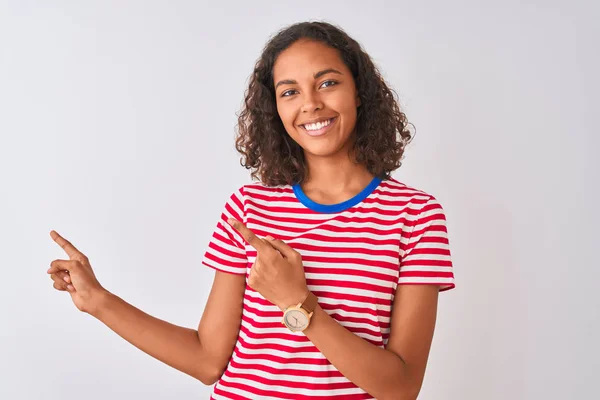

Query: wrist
[[279, 288, 310, 312], [86, 288, 113, 317]]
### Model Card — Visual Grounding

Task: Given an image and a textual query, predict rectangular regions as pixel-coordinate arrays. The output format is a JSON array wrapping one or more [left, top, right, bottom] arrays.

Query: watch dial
[[284, 309, 308, 331]]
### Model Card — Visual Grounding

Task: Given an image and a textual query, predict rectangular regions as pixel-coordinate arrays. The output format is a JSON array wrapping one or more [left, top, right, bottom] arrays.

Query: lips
[[299, 117, 337, 137], [299, 117, 335, 127]]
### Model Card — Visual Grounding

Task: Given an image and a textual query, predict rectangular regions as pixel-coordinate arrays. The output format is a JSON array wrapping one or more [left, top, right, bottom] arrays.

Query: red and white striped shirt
[[202, 176, 455, 399]]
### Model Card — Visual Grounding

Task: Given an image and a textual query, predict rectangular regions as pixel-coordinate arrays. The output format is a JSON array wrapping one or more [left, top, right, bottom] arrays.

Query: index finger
[[227, 218, 270, 253], [50, 230, 82, 259]]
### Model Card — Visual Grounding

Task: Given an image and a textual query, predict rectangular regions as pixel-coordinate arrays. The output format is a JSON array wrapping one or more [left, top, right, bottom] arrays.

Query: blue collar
[[292, 176, 382, 213]]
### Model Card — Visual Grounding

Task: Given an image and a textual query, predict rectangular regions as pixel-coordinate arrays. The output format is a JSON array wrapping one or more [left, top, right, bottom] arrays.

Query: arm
[[92, 290, 217, 384], [302, 284, 439, 400], [91, 270, 245, 385], [196, 269, 246, 381], [48, 228, 246, 387]]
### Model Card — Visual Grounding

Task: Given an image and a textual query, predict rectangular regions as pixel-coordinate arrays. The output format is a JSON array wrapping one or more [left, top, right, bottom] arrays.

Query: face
[[272, 39, 361, 159]]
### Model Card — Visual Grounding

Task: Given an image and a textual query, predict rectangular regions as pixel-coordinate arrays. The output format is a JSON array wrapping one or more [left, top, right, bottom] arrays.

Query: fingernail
[[63, 276, 70, 283], [227, 218, 235, 225], [265, 235, 274, 240], [67, 285, 74, 291]]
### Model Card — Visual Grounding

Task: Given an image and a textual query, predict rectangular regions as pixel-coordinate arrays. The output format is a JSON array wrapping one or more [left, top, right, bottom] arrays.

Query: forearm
[[91, 290, 219, 385], [303, 304, 418, 400]]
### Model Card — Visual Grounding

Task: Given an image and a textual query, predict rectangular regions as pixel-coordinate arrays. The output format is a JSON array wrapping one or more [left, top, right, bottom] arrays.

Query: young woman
[[48, 21, 455, 400]]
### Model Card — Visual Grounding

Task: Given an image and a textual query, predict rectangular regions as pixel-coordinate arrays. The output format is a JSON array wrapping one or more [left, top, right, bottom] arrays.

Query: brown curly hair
[[235, 21, 415, 187]]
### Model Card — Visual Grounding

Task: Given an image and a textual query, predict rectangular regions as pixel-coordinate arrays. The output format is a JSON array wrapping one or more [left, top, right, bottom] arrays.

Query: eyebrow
[[275, 68, 343, 90]]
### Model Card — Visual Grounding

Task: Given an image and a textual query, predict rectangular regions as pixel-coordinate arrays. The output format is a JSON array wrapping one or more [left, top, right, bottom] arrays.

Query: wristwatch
[[282, 291, 318, 332]]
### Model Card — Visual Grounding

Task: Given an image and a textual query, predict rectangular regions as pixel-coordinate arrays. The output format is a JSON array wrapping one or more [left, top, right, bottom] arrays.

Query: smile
[[300, 117, 337, 137]]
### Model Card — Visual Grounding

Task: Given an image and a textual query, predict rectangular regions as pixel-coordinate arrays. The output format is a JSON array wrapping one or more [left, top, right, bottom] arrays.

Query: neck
[[301, 150, 376, 202]]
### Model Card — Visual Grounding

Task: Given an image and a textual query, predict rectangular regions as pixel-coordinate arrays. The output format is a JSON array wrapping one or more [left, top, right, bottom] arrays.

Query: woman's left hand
[[227, 218, 309, 311]]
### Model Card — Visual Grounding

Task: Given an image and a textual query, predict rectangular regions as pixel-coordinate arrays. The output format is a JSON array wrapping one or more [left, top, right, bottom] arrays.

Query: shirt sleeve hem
[[201, 260, 247, 276]]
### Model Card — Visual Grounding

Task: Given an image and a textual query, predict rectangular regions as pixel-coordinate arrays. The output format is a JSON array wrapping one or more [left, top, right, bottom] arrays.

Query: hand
[[47, 230, 108, 315], [227, 218, 309, 311]]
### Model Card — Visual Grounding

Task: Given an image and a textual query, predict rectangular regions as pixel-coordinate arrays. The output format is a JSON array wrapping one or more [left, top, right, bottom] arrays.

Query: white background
[[1, 0, 598, 399]]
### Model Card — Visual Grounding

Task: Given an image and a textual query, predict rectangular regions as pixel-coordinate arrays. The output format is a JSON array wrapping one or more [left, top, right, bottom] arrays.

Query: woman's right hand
[[47, 230, 109, 315]]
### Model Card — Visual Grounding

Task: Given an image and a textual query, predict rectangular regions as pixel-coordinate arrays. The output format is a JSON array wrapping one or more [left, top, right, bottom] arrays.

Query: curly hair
[[235, 21, 415, 187]]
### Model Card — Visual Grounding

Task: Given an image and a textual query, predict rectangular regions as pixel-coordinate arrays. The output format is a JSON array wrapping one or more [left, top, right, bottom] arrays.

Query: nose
[[300, 90, 323, 113]]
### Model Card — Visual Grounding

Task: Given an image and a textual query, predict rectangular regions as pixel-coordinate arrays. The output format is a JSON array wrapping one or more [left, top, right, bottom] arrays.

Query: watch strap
[[300, 291, 318, 314]]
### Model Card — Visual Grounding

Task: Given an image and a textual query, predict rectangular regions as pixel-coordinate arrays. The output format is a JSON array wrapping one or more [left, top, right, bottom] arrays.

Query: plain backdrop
[[1, 1, 598, 399]]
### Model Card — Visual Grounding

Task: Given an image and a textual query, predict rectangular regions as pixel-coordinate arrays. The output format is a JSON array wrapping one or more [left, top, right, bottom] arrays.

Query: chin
[[301, 143, 348, 158]]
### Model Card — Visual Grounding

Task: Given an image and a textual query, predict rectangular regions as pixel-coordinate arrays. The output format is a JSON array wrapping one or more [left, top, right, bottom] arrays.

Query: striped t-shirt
[[201, 176, 455, 399]]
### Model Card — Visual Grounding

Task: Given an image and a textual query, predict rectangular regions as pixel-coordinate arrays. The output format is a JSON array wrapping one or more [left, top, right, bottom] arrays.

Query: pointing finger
[[264, 236, 297, 259], [227, 218, 270, 253], [50, 230, 82, 259]]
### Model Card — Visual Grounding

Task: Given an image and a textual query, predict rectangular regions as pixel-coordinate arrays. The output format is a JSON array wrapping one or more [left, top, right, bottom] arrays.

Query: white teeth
[[304, 118, 332, 131]]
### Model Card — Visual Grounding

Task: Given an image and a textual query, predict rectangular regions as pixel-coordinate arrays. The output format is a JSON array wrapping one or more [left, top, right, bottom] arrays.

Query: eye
[[281, 89, 298, 97], [320, 80, 338, 88]]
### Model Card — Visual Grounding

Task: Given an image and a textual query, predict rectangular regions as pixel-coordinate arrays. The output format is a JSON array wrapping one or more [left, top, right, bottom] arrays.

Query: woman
[[48, 21, 455, 399]]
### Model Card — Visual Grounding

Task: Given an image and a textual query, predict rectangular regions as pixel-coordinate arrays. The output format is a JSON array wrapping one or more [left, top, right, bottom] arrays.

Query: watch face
[[283, 309, 309, 331]]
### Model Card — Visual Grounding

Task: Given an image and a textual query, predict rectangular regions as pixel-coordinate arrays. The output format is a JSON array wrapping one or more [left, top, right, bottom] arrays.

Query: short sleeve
[[399, 196, 455, 291], [201, 186, 248, 275]]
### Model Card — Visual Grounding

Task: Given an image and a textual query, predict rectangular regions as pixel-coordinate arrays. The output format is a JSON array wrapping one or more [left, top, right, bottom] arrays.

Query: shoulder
[[232, 180, 294, 201], [379, 177, 440, 204], [377, 177, 448, 223]]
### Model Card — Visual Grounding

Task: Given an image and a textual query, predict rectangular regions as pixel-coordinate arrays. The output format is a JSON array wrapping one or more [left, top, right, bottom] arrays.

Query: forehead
[[272, 39, 348, 81]]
